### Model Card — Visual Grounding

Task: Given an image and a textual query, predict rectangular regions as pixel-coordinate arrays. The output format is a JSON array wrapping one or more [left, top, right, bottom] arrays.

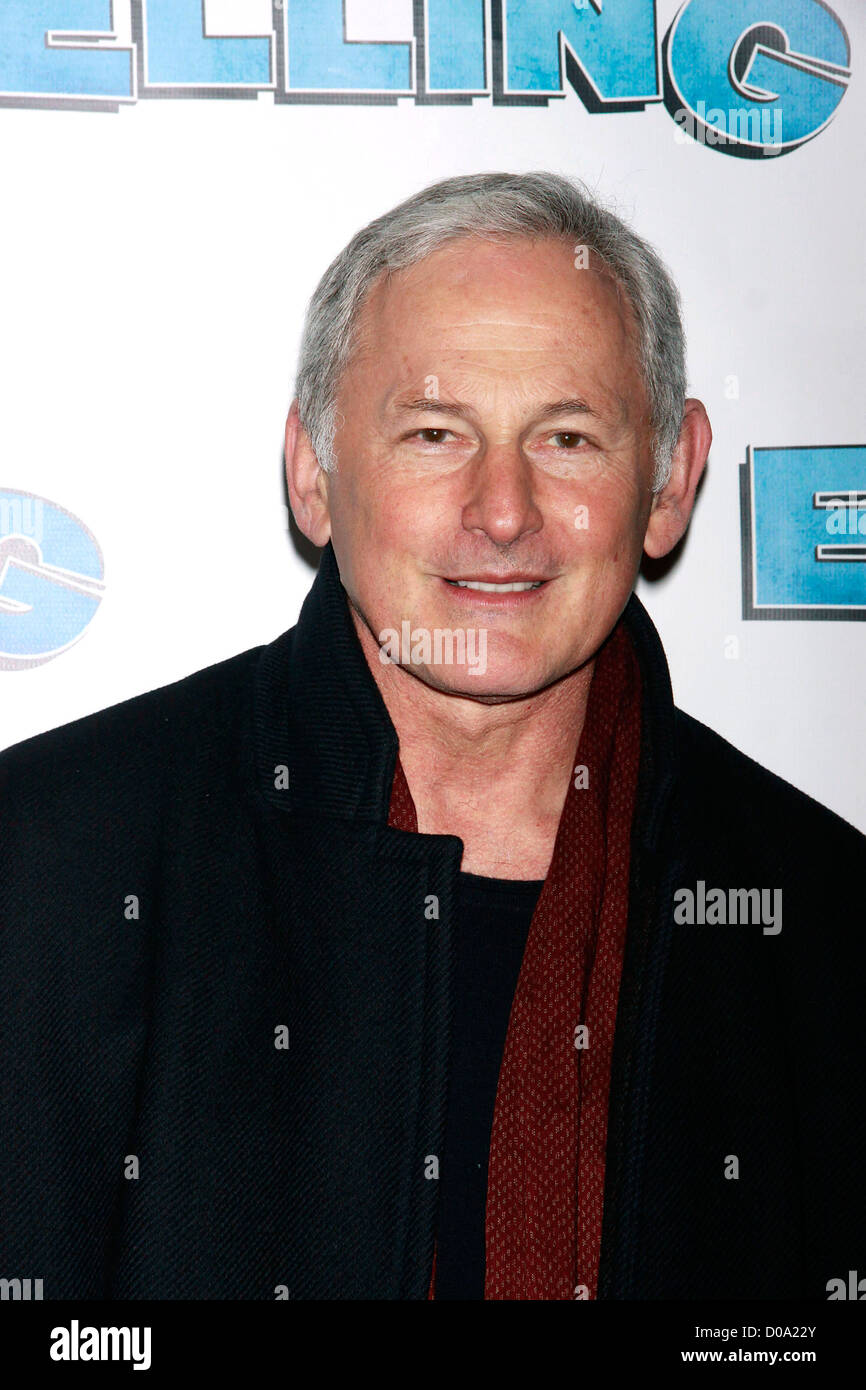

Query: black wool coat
[[1, 541, 864, 1300]]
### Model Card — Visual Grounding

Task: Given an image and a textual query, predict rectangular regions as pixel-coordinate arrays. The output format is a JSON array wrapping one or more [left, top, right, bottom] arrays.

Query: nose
[[460, 444, 543, 547]]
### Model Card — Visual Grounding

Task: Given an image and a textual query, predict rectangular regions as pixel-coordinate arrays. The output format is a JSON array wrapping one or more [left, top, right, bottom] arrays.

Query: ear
[[285, 399, 332, 547], [643, 398, 712, 560]]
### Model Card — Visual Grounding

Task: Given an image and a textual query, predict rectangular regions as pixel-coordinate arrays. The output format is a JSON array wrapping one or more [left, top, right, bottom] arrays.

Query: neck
[[351, 606, 595, 877]]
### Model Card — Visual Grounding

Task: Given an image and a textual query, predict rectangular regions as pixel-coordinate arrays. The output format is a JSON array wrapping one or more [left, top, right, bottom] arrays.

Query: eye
[[411, 428, 456, 444], [549, 431, 586, 449]]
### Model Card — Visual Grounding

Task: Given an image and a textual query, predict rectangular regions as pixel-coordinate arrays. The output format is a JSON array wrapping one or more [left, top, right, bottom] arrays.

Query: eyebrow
[[389, 395, 600, 423]]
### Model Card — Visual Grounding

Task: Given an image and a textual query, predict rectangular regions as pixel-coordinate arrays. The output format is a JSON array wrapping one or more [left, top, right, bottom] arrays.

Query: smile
[[446, 579, 544, 593]]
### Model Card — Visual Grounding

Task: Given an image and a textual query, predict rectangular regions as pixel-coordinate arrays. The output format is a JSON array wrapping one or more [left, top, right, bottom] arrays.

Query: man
[[1, 172, 863, 1301]]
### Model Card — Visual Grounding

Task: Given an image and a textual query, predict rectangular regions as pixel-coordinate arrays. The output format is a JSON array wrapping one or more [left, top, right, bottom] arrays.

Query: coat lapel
[[597, 591, 683, 1298], [251, 545, 463, 1297]]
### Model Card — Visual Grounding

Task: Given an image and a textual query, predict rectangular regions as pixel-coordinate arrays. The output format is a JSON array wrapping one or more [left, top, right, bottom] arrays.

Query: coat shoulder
[[673, 705, 866, 856], [0, 643, 267, 814]]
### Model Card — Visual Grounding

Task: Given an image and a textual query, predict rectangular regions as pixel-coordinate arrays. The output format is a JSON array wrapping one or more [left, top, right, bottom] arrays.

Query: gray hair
[[293, 170, 687, 492]]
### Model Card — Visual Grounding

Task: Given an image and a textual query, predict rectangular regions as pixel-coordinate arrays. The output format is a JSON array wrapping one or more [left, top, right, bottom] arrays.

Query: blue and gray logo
[[0, 489, 105, 669], [665, 0, 851, 156], [740, 446, 866, 620]]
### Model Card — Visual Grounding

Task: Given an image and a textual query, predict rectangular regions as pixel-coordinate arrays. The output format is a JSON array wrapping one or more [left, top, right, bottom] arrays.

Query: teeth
[[451, 579, 542, 592]]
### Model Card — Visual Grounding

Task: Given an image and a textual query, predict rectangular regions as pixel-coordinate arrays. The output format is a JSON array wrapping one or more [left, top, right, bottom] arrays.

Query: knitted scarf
[[387, 616, 643, 1300]]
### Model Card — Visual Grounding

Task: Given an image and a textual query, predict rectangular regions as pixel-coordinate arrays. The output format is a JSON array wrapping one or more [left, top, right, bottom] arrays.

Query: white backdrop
[[1, 0, 863, 832]]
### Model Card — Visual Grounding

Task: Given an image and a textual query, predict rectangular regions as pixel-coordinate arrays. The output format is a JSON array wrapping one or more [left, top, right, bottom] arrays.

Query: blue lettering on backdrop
[[0, 1, 852, 157], [426, 0, 486, 93], [286, 0, 410, 92], [666, 0, 850, 154], [742, 447, 866, 619], [0, 1, 132, 99], [143, 0, 271, 88], [504, 0, 659, 106]]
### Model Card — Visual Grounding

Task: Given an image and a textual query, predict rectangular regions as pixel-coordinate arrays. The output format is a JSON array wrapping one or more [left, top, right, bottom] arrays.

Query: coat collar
[[252, 540, 679, 850]]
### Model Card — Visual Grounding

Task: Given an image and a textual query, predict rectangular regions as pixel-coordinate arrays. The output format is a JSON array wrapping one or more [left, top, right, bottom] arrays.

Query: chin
[[417, 663, 559, 702]]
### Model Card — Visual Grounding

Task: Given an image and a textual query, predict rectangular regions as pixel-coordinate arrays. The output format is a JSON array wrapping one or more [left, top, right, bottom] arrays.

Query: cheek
[[330, 469, 395, 548], [579, 486, 646, 559], [364, 478, 448, 552], [344, 495, 428, 598]]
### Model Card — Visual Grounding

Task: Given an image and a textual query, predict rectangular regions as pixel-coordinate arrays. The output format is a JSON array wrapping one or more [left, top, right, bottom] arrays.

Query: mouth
[[445, 578, 545, 593], [439, 573, 552, 606]]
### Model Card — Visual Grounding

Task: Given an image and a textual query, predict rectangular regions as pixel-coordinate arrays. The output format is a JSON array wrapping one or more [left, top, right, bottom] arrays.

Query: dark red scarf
[[387, 617, 642, 1300]]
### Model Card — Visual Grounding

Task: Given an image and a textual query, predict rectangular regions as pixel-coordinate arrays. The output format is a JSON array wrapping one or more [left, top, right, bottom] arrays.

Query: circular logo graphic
[[0, 489, 105, 670]]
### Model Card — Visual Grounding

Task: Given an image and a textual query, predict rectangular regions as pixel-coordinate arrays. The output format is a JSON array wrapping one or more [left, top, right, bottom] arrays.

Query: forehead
[[348, 234, 640, 371]]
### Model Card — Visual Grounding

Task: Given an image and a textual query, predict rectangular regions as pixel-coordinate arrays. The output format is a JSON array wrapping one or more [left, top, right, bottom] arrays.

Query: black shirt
[[433, 869, 544, 1300]]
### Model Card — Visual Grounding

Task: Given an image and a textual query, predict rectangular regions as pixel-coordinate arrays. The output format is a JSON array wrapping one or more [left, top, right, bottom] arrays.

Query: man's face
[[319, 234, 658, 700]]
